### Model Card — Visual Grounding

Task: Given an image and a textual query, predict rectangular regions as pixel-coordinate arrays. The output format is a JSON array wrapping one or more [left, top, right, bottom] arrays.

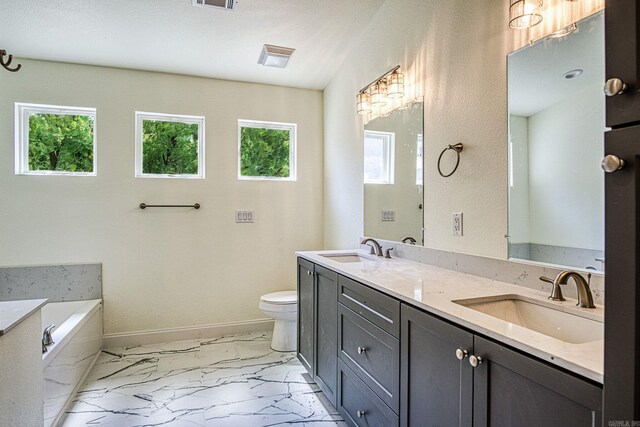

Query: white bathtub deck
[[61, 331, 346, 426]]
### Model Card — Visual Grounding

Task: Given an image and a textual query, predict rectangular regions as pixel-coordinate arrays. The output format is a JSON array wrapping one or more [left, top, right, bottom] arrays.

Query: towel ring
[[437, 143, 464, 178]]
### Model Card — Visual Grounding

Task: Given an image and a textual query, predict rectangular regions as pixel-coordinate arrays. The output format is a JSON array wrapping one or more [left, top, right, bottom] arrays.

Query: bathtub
[[42, 299, 102, 427]]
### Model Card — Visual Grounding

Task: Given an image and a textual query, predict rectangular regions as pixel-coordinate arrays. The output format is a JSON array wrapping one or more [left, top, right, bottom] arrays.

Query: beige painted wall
[[324, 0, 513, 258], [0, 59, 324, 335]]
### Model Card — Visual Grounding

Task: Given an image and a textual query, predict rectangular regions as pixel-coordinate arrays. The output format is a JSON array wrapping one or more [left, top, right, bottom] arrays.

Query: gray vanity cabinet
[[473, 336, 602, 427], [400, 304, 473, 427], [297, 258, 315, 375], [314, 264, 338, 405], [401, 304, 603, 427], [296, 258, 338, 406]]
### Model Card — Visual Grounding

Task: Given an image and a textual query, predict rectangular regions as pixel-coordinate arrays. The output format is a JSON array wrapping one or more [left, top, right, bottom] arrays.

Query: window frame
[[237, 119, 297, 181], [364, 130, 395, 185], [135, 111, 205, 179], [14, 102, 98, 176]]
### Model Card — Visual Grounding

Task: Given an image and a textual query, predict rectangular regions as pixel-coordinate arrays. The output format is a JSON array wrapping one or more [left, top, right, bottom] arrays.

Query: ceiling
[[509, 12, 604, 117], [0, 0, 386, 90]]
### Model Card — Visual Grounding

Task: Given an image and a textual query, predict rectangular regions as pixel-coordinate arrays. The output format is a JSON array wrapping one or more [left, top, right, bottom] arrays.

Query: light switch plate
[[381, 210, 396, 222], [235, 210, 254, 223]]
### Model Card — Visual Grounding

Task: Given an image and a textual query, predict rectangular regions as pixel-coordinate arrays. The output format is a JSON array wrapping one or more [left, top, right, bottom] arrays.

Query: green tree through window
[[28, 113, 94, 172], [240, 126, 291, 178], [142, 120, 199, 175]]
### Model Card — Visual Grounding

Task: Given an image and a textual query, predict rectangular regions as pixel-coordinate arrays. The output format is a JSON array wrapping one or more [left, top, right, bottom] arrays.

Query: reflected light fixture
[[509, 0, 543, 29], [551, 23, 577, 38], [356, 65, 405, 115]]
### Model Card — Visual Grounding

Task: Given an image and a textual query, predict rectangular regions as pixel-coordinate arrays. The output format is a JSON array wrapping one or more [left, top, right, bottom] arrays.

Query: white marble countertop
[[0, 299, 48, 336], [296, 249, 604, 384]]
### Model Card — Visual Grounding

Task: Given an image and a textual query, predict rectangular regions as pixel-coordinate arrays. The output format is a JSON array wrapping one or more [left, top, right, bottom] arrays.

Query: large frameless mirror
[[364, 100, 424, 245], [508, 11, 605, 272]]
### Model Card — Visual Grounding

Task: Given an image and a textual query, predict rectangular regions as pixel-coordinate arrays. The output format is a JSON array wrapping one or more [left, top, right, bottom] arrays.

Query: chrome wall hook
[[1, 50, 22, 72]]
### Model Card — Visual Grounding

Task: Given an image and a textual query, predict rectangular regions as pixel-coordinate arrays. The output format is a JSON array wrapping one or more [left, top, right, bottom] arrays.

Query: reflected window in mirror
[[364, 100, 424, 246], [364, 130, 395, 184], [507, 11, 604, 273]]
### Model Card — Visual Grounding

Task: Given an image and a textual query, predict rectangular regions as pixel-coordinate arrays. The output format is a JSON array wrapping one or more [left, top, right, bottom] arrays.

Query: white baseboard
[[102, 318, 274, 349]]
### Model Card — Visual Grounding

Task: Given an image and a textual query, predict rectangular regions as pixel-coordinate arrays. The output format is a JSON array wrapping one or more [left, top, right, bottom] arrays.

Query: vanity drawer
[[338, 303, 399, 413], [338, 275, 400, 337], [337, 359, 399, 427]]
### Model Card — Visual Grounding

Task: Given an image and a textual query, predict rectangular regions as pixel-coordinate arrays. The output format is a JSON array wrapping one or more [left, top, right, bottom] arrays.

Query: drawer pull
[[455, 348, 468, 360], [469, 355, 483, 367], [357, 346, 367, 355], [356, 410, 366, 418]]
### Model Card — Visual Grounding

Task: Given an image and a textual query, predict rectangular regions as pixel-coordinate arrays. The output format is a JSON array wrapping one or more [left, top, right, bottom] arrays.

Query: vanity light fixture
[[356, 92, 372, 115], [370, 79, 388, 107], [258, 44, 295, 69], [509, 0, 543, 29], [356, 65, 405, 115]]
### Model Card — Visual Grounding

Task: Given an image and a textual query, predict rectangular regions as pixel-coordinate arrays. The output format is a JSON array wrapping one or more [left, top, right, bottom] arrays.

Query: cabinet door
[[605, 0, 640, 127], [297, 258, 315, 375], [472, 336, 602, 427], [400, 304, 473, 427], [314, 264, 338, 405], [604, 127, 640, 421]]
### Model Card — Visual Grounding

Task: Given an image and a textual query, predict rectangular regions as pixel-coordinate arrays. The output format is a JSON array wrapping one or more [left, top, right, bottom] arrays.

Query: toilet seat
[[260, 291, 297, 305]]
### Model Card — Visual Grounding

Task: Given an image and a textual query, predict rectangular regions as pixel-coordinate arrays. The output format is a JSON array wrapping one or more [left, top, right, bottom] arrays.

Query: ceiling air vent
[[192, 0, 236, 11]]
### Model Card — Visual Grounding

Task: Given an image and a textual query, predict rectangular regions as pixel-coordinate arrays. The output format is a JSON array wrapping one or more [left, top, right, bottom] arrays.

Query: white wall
[[509, 115, 531, 244], [527, 84, 605, 250], [324, 0, 511, 258], [0, 59, 324, 335]]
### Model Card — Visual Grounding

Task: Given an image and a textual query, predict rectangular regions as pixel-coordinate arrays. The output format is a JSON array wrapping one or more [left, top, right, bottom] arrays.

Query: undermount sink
[[319, 253, 376, 263], [453, 295, 603, 344]]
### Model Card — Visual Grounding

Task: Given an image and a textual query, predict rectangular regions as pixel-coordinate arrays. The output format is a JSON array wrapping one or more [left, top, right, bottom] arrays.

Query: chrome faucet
[[541, 271, 596, 308], [361, 238, 383, 257], [42, 324, 56, 347]]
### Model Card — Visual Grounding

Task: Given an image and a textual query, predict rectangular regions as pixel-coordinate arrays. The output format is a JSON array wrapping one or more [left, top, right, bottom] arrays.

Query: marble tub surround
[[0, 298, 48, 335], [298, 250, 604, 383], [0, 263, 102, 303], [63, 332, 346, 426], [364, 238, 605, 305]]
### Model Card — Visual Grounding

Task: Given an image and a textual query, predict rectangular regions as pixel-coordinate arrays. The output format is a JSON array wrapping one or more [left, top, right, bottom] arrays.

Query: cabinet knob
[[356, 410, 366, 418], [469, 355, 483, 367], [455, 348, 468, 360], [604, 78, 627, 96], [357, 346, 367, 355], [601, 154, 626, 173], [307, 270, 312, 276]]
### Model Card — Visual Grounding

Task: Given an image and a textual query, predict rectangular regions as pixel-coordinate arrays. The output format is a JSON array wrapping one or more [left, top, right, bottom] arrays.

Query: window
[[15, 103, 97, 176], [238, 120, 296, 181], [364, 130, 395, 184], [135, 112, 205, 179]]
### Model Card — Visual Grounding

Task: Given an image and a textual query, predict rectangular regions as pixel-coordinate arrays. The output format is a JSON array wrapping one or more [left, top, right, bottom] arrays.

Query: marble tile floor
[[61, 332, 346, 427]]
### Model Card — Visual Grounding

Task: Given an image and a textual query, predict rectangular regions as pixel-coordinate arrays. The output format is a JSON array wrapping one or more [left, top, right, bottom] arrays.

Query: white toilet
[[259, 290, 297, 352]]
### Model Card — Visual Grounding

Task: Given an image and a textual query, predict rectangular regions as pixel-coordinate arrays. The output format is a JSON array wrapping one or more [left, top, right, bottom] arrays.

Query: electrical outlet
[[381, 210, 396, 222], [452, 212, 463, 236], [235, 210, 254, 223]]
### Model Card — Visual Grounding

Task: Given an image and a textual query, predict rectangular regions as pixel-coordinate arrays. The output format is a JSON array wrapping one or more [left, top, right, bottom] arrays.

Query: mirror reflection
[[508, 11, 604, 272], [364, 100, 424, 245]]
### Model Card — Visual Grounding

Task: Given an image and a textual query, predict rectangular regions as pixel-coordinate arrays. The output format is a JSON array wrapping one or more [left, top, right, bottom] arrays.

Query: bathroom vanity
[[296, 251, 603, 427]]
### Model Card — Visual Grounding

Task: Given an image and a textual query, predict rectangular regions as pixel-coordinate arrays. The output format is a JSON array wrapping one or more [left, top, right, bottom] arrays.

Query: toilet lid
[[261, 291, 297, 304]]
